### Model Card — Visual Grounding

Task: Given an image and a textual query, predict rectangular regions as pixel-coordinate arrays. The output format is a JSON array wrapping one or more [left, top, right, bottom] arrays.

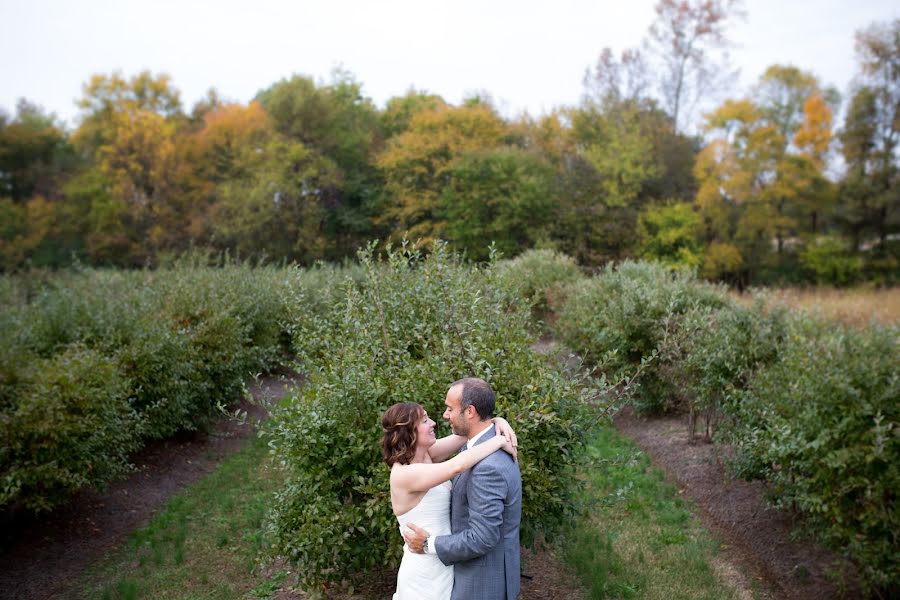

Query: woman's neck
[[411, 445, 432, 464]]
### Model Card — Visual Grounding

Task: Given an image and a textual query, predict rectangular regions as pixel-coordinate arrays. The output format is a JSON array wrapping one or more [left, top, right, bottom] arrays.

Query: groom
[[404, 377, 522, 600]]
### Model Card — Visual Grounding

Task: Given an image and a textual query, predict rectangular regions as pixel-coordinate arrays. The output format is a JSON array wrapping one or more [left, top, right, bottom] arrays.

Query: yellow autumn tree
[[792, 92, 835, 233], [375, 103, 508, 243], [191, 101, 272, 179], [72, 71, 189, 264], [694, 98, 783, 281]]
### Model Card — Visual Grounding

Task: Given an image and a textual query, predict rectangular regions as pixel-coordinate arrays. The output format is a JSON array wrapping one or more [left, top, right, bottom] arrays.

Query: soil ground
[[613, 406, 862, 600]]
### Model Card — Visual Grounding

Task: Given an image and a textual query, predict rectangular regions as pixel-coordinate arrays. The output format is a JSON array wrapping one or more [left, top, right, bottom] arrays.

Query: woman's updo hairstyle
[[380, 402, 423, 466]]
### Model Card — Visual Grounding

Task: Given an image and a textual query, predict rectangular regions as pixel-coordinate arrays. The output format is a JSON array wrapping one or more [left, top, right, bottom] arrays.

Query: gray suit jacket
[[434, 427, 522, 600]]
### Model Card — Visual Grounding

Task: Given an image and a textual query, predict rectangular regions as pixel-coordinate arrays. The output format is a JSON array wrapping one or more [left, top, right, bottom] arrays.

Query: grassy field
[[731, 286, 900, 326], [564, 427, 743, 600], [78, 435, 288, 600]]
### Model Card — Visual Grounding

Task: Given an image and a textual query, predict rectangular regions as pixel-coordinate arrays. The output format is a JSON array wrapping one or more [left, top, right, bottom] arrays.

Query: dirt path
[[613, 406, 862, 600], [0, 370, 301, 600]]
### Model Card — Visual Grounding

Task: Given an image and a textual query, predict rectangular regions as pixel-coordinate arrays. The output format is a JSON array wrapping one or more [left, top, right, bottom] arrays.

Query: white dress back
[[393, 481, 454, 599]]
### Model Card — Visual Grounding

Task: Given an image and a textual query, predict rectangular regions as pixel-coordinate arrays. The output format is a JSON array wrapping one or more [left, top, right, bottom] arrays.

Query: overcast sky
[[1, 0, 897, 129]]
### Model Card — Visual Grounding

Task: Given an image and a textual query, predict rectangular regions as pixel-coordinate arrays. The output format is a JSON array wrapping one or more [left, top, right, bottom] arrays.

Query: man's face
[[443, 385, 469, 437]]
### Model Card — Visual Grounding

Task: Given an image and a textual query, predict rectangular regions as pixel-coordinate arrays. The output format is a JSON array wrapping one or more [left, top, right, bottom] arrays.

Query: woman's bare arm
[[426, 417, 517, 462], [426, 434, 468, 462], [392, 430, 514, 494]]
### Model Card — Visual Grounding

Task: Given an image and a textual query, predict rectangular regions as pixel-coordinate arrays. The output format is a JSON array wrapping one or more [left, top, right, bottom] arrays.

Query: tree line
[[0, 5, 896, 286]]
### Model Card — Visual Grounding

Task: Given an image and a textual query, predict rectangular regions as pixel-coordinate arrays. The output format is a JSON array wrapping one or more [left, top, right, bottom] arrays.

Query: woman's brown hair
[[380, 402, 423, 466]]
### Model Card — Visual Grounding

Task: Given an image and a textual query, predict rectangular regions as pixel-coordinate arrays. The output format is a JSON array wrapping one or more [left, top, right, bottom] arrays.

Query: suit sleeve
[[434, 460, 507, 565]]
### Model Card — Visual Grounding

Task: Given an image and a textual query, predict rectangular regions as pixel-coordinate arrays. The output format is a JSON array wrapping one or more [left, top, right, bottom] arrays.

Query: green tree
[[439, 147, 555, 260], [0, 100, 74, 203], [211, 136, 339, 263], [0, 101, 82, 269], [557, 100, 661, 263], [837, 19, 899, 259], [380, 90, 447, 139], [637, 201, 703, 268], [257, 71, 383, 257], [375, 103, 508, 243]]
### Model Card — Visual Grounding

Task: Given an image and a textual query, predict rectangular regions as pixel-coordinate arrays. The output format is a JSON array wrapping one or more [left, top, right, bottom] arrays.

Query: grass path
[[78, 435, 288, 600], [564, 426, 744, 600]]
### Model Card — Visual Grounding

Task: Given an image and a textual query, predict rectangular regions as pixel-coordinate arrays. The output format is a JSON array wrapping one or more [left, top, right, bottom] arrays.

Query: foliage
[[699, 240, 743, 280], [211, 136, 338, 263], [380, 90, 447, 139], [570, 102, 659, 210], [0, 345, 139, 512], [554, 260, 728, 413], [799, 235, 864, 286], [0, 258, 310, 511], [439, 148, 556, 260], [695, 65, 839, 284], [493, 248, 585, 326], [637, 201, 704, 269], [675, 299, 788, 438], [263, 243, 597, 589], [837, 19, 900, 256], [256, 70, 384, 256], [0, 99, 75, 203], [375, 104, 508, 242], [725, 317, 899, 595], [0, 30, 896, 281]]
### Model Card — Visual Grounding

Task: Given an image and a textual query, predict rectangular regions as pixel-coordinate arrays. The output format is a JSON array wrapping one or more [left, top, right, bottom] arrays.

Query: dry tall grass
[[731, 286, 900, 327]]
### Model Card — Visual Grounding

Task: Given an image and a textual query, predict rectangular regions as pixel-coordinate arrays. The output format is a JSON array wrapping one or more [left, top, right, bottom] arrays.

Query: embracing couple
[[380, 377, 522, 600]]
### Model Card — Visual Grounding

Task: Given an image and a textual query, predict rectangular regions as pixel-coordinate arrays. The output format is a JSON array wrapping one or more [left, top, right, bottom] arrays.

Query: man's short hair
[[452, 377, 495, 421]]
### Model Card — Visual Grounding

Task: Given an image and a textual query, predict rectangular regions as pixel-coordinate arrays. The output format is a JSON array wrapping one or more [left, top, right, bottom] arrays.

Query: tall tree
[[0, 100, 74, 203], [583, 47, 651, 107], [71, 71, 189, 265], [791, 92, 835, 234], [837, 19, 899, 253], [747, 66, 837, 254], [694, 98, 783, 283], [375, 103, 508, 243], [211, 136, 339, 263], [439, 147, 555, 260], [647, 0, 745, 134], [256, 70, 383, 257]]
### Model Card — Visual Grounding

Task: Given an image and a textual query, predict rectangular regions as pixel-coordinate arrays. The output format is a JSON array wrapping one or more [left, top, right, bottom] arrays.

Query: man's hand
[[402, 522, 430, 554]]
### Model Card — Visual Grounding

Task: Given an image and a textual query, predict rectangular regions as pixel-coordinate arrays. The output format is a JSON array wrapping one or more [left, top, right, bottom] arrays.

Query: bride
[[380, 402, 517, 600]]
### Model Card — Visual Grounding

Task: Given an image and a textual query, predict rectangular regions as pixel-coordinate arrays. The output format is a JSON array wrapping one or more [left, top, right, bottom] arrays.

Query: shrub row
[[493, 248, 583, 329], [727, 318, 898, 594], [554, 260, 728, 412], [263, 243, 598, 589], [0, 257, 329, 513], [550, 258, 898, 595]]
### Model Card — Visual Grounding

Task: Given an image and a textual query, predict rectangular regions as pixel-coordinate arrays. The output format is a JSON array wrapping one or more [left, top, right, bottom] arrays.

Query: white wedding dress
[[393, 480, 454, 599]]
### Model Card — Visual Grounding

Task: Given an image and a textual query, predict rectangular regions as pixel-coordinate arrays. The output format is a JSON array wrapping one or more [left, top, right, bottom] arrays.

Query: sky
[[1, 0, 898, 130]]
